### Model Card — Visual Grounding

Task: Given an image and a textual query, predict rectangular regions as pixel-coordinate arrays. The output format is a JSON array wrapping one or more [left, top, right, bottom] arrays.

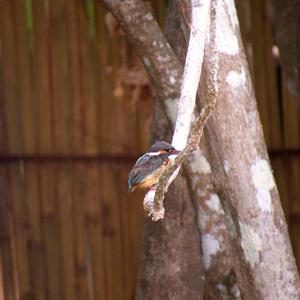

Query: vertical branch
[[172, 0, 211, 151], [144, 0, 212, 221]]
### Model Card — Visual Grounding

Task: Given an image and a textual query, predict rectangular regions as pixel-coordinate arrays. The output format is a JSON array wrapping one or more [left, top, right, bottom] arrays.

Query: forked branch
[[144, 67, 218, 220], [144, 0, 219, 221]]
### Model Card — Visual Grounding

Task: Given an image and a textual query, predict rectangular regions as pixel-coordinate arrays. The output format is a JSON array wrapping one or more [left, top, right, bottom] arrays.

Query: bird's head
[[147, 141, 180, 156]]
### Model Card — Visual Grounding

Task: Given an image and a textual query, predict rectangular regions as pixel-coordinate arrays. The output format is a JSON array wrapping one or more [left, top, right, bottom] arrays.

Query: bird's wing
[[135, 153, 152, 165], [128, 160, 152, 187], [128, 154, 166, 188]]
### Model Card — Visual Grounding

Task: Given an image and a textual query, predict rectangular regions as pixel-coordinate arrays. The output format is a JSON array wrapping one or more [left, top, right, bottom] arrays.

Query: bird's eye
[[164, 148, 169, 152]]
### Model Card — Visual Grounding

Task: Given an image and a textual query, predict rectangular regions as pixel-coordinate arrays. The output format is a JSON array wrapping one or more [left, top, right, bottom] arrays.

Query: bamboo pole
[[66, 0, 84, 155], [32, 0, 54, 154], [283, 78, 300, 148], [9, 163, 32, 299], [0, 165, 16, 300], [0, 1, 23, 153], [95, 2, 115, 154], [78, 0, 99, 155], [85, 162, 106, 300], [26, 162, 47, 300], [71, 163, 90, 300], [57, 162, 76, 300], [101, 162, 124, 300], [49, 0, 70, 154], [40, 162, 62, 300], [13, 0, 37, 154]]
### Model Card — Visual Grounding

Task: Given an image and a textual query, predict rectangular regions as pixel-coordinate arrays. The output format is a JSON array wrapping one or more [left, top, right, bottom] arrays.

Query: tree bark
[[144, 0, 214, 222], [103, 1, 205, 299], [135, 166, 204, 299], [201, 1, 300, 298], [102, 0, 300, 299], [164, 2, 241, 299], [167, 0, 300, 298]]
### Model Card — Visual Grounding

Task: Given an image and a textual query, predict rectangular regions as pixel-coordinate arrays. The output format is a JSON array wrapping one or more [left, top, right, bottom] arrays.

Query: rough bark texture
[[200, 0, 300, 299], [165, 2, 239, 299], [133, 95, 205, 299], [143, 0, 213, 222], [135, 165, 204, 300], [102, 1, 205, 299], [132, 1, 206, 297], [173, 0, 300, 298]]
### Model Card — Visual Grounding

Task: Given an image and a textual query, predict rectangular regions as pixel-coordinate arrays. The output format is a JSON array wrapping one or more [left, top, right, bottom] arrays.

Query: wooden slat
[[103, 12, 123, 155], [0, 27, 8, 154], [0, 1, 23, 153], [101, 162, 124, 300], [71, 163, 90, 300], [289, 157, 300, 215], [32, 0, 53, 154], [65, 0, 84, 155], [49, 0, 70, 154], [94, 2, 114, 154], [9, 162, 32, 299], [85, 162, 106, 300], [237, 0, 281, 146], [40, 162, 62, 300], [118, 163, 144, 299], [25, 162, 47, 300], [282, 79, 300, 149], [0, 247, 4, 300], [290, 217, 300, 271], [262, 1, 282, 148], [13, 0, 37, 154], [0, 165, 16, 300], [116, 163, 132, 300], [78, 0, 99, 155], [0, 3, 18, 289], [250, 0, 271, 147], [56, 163, 76, 300], [65, 3, 91, 295]]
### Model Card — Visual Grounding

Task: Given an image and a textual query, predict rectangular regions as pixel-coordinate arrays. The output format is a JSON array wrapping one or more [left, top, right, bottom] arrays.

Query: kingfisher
[[128, 141, 180, 193]]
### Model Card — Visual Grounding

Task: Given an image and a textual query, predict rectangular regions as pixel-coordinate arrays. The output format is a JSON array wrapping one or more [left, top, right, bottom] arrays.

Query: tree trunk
[[201, 1, 300, 298], [166, 1, 300, 298], [164, 2, 238, 299], [135, 168, 204, 300]]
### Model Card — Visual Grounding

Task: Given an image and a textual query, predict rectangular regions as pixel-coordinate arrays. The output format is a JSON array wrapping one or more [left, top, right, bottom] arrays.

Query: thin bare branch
[[144, 0, 218, 221], [103, 0, 218, 221], [172, 0, 211, 151], [145, 66, 218, 220]]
